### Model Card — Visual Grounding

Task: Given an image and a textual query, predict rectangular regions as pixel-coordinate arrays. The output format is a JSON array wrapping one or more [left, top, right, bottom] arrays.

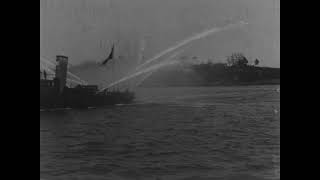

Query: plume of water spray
[[40, 57, 56, 68], [40, 59, 56, 74], [103, 21, 248, 90], [40, 56, 88, 85], [67, 72, 88, 85], [41, 62, 84, 85], [135, 50, 185, 87], [107, 49, 184, 90], [67, 78, 84, 85], [135, 71, 154, 87], [40, 59, 84, 85], [136, 21, 248, 71], [40, 62, 55, 74], [101, 60, 179, 91]]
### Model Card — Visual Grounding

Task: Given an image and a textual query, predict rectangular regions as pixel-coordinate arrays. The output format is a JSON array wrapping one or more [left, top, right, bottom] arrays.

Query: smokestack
[[55, 55, 68, 93]]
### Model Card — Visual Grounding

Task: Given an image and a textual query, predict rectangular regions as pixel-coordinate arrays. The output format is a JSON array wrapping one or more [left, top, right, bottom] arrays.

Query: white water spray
[[40, 60, 83, 85], [67, 78, 84, 85], [102, 60, 179, 91], [67, 72, 88, 85], [103, 21, 248, 90], [135, 21, 248, 71], [40, 56, 88, 85], [40, 62, 55, 74], [105, 49, 184, 90], [41, 62, 84, 85], [40, 57, 56, 68], [135, 50, 185, 87]]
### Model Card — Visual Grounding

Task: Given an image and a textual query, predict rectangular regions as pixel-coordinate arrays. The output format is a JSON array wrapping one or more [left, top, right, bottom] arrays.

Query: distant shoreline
[[140, 79, 280, 88], [140, 63, 280, 88]]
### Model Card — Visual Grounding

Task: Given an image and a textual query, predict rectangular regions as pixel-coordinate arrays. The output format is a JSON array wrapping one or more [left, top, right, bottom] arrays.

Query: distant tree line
[[192, 53, 280, 83]]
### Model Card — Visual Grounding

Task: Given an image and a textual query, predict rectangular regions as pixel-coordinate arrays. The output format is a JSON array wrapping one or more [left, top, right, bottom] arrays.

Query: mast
[[111, 44, 116, 91], [110, 0, 120, 91]]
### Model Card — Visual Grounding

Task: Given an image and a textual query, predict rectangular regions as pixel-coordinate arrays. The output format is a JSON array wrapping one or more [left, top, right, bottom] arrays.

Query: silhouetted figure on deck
[[44, 70, 47, 80]]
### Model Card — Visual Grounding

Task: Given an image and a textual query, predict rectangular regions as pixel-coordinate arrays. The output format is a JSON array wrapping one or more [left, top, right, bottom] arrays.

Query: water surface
[[40, 85, 280, 180]]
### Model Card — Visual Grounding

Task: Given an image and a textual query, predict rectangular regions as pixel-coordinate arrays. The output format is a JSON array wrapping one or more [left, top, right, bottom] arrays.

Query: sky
[[40, 0, 280, 67]]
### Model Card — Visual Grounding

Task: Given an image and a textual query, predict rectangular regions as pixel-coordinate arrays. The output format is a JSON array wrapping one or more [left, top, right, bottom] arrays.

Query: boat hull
[[40, 86, 135, 109]]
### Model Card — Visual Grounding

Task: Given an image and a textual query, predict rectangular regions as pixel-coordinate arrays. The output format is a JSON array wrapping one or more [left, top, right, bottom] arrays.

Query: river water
[[40, 85, 280, 180]]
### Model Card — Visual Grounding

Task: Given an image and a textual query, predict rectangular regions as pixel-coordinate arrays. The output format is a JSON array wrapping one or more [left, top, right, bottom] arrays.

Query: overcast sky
[[40, 0, 280, 67]]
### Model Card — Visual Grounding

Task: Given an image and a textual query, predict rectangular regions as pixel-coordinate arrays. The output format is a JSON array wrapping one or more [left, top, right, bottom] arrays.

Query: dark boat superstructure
[[40, 56, 134, 109]]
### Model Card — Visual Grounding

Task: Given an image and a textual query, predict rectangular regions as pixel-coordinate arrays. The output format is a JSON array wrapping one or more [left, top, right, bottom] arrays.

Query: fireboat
[[40, 55, 135, 109]]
